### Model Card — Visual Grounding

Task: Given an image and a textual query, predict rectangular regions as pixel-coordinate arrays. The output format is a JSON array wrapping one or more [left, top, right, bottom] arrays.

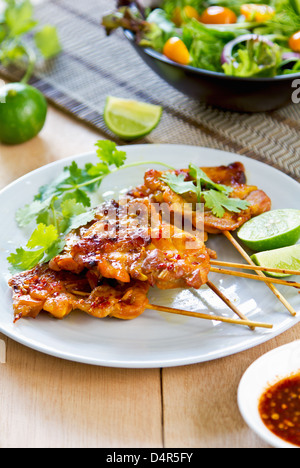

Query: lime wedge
[[251, 244, 300, 278], [104, 96, 162, 140], [237, 209, 300, 252]]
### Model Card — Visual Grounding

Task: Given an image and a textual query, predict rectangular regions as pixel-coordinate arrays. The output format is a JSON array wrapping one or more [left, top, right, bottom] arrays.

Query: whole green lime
[[0, 83, 47, 145]]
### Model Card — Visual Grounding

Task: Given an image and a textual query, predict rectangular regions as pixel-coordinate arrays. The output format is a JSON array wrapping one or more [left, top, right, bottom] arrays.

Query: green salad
[[102, 0, 300, 78]]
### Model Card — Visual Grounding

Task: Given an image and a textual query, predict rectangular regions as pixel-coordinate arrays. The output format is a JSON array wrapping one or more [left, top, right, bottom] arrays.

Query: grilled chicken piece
[[8, 264, 150, 322], [128, 162, 271, 234], [49, 197, 211, 290]]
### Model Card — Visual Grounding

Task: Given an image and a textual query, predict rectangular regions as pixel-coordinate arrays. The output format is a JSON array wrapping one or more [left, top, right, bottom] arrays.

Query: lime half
[[104, 96, 162, 140], [237, 209, 300, 252], [251, 244, 300, 278]]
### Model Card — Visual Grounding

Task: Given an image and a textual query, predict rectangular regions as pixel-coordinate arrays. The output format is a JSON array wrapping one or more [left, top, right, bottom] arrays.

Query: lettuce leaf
[[223, 39, 282, 77], [183, 19, 250, 72]]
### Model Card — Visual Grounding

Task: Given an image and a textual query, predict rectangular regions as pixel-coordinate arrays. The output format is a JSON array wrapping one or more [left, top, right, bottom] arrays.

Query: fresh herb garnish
[[7, 224, 64, 272], [202, 189, 250, 218], [8, 140, 175, 272], [0, 0, 61, 84], [160, 172, 197, 196], [188, 163, 232, 196], [161, 163, 250, 217]]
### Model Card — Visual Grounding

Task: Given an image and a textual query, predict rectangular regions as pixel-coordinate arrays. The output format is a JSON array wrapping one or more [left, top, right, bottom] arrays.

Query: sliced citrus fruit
[[237, 209, 300, 252], [104, 96, 162, 140], [251, 244, 300, 278]]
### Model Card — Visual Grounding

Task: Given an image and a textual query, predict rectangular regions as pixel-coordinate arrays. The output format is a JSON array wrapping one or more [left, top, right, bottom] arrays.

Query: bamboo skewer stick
[[223, 230, 297, 317], [147, 304, 273, 329], [211, 260, 300, 276], [70, 280, 257, 329], [207, 280, 254, 330], [210, 267, 300, 289]]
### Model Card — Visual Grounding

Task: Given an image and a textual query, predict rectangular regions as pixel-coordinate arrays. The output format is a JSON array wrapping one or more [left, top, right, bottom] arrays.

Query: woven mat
[[1, 0, 300, 182]]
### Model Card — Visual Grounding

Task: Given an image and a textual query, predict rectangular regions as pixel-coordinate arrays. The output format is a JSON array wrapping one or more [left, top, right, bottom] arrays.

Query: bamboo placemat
[[0, 0, 299, 181]]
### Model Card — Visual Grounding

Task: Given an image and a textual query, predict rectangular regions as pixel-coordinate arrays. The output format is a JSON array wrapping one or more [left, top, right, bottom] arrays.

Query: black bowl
[[124, 29, 300, 112]]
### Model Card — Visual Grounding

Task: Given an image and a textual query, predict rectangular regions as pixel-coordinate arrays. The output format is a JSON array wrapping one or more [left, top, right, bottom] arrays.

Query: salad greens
[[102, 0, 300, 77], [222, 37, 282, 76]]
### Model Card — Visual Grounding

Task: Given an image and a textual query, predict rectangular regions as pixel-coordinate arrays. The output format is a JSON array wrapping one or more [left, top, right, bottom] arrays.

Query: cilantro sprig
[[8, 140, 175, 273], [161, 163, 250, 218], [7, 224, 64, 272], [0, 0, 61, 84], [202, 190, 250, 218]]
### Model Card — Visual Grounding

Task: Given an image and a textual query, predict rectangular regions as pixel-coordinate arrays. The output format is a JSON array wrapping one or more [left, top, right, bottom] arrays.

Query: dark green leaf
[[203, 190, 250, 218], [7, 223, 61, 272], [95, 140, 126, 168], [161, 172, 196, 195], [189, 164, 232, 195], [34, 25, 61, 59]]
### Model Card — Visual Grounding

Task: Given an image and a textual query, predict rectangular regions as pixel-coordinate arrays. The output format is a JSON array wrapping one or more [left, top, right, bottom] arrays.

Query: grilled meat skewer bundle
[[9, 264, 150, 322], [127, 162, 272, 234], [49, 197, 211, 291], [8, 162, 273, 323]]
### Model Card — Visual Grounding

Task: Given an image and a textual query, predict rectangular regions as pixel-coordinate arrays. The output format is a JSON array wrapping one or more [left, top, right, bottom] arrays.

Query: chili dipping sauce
[[258, 372, 300, 447]]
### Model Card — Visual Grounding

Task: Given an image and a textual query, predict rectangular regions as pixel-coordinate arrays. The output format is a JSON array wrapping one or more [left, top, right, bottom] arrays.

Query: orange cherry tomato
[[200, 6, 237, 24], [240, 4, 275, 22], [163, 37, 190, 66], [289, 31, 300, 52], [172, 6, 200, 26]]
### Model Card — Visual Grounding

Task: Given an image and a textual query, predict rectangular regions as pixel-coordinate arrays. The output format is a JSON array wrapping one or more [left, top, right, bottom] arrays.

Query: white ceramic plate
[[0, 145, 299, 368], [238, 340, 300, 448]]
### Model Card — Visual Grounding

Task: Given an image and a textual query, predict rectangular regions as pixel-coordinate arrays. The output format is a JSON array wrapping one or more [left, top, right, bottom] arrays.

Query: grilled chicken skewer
[[127, 162, 272, 234], [8, 264, 272, 329], [128, 162, 297, 315], [49, 197, 211, 291], [8, 187, 252, 326], [8, 264, 150, 322], [46, 188, 257, 324], [6, 162, 284, 327], [47, 162, 270, 294]]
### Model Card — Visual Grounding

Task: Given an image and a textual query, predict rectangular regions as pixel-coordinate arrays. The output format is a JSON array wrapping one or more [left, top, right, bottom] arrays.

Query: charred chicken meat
[[8, 162, 271, 322]]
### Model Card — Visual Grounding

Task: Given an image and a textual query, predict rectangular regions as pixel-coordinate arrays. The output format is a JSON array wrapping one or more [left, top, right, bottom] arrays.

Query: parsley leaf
[[0, 0, 61, 84], [8, 139, 176, 272], [203, 190, 250, 218], [95, 140, 127, 168], [188, 164, 232, 195], [59, 199, 96, 234], [15, 140, 127, 231], [161, 164, 249, 218], [34, 25, 62, 59], [7, 224, 64, 272], [160, 173, 197, 196], [4, 0, 36, 37]]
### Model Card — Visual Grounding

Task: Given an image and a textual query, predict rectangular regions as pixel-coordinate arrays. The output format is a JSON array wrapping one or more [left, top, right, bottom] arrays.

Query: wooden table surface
[[0, 103, 299, 449]]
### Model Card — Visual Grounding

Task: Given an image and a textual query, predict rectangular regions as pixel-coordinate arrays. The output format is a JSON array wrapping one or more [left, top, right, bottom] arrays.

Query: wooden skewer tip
[[148, 304, 273, 329]]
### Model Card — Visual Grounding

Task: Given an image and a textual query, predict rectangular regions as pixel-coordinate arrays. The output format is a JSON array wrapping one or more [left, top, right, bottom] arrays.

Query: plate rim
[[1, 143, 299, 196]]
